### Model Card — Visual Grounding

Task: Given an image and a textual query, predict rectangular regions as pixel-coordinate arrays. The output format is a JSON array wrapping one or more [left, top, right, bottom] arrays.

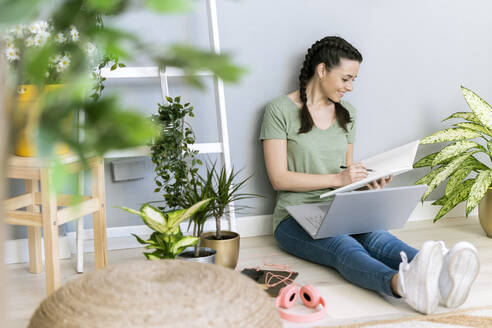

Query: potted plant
[[4, 19, 126, 157], [200, 162, 259, 269], [150, 96, 201, 210], [414, 86, 492, 236], [119, 198, 215, 261], [150, 96, 218, 260]]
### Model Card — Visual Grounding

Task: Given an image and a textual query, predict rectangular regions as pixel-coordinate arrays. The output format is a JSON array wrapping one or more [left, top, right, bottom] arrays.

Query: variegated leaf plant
[[415, 86, 492, 222], [119, 198, 212, 259]]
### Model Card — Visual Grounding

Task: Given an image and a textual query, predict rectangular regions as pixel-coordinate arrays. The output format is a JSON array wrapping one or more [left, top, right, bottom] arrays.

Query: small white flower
[[34, 30, 50, 46], [55, 32, 66, 44], [10, 25, 25, 38], [50, 54, 62, 64], [85, 42, 96, 56], [17, 86, 27, 95], [5, 46, 20, 62], [36, 21, 49, 32], [69, 26, 79, 41], [28, 22, 40, 35], [25, 36, 35, 47], [56, 55, 71, 72]]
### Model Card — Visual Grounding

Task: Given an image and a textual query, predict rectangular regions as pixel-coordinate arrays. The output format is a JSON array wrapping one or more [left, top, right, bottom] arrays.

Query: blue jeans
[[274, 217, 418, 296]]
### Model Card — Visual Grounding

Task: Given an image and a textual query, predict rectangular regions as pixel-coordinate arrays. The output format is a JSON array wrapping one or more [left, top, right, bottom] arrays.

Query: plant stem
[[215, 215, 221, 239], [193, 223, 199, 257]]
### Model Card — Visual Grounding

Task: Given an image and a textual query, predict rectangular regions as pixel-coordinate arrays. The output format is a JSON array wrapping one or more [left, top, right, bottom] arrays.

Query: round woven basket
[[29, 260, 281, 328]]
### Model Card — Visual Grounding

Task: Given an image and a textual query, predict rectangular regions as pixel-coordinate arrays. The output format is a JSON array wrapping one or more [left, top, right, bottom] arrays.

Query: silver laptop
[[286, 185, 426, 239]]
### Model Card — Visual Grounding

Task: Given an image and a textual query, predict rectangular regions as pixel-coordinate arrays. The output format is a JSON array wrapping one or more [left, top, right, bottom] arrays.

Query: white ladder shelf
[[100, 0, 236, 231]]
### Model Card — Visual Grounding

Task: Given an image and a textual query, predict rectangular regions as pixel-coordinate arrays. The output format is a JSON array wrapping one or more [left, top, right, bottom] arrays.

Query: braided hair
[[298, 36, 362, 134]]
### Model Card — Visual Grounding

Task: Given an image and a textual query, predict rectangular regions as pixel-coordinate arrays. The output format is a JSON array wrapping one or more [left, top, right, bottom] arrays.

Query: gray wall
[[7, 0, 492, 239]]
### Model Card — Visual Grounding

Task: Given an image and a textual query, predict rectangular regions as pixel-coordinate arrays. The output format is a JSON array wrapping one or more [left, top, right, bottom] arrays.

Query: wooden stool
[[4, 155, 108, 295]]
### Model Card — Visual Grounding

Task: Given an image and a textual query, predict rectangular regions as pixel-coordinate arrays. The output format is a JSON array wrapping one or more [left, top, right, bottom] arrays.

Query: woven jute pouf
[[29, 259, 282, 328]]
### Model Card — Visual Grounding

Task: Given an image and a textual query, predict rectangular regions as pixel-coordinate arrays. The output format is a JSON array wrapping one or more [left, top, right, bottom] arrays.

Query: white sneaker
[[439, 241, 480, 308], [397, 241, 443, 314]]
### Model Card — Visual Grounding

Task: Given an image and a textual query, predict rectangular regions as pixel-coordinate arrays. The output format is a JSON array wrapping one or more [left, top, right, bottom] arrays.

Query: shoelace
[[399, 251, 410, 297]]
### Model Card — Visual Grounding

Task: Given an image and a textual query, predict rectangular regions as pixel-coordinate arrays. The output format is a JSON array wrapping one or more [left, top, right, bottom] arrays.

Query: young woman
[[260, 36, 480, 314]]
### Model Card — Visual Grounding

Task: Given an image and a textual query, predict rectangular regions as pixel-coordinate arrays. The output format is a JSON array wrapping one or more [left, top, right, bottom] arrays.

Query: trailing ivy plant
[[414, 86, 492, 222], [150, 96, 202, 210]]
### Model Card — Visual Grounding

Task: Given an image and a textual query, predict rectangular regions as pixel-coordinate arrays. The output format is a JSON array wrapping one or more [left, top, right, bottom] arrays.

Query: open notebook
[[320, 140, 420, 199]]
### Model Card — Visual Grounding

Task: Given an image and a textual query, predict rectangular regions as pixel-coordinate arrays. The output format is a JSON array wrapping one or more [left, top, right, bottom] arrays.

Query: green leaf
[[146, 0, 193, 13], [119, 206, 143, 217], [466, 170, 492, 216], [131, 233, 153, 245], [140, 204, 169, 233], [434, 179, 475, 222], [420, 128, 481, 144], [461, 86, 492, 130], [422, 152, 475, 201], [415, 167, 444, 186], [443, 112, 481, 124], [461, 155, 490, 171], [167, 198, 212, 228], [432, 196, 448, 206], [432, 141, 481, 166], [87, 0, 121, 12], [414, 152, 438, 168], [445, 166, 474, 197], [170, 236, 199, 255], [453, 122, 492, 137], [144, 253, 162, 260]]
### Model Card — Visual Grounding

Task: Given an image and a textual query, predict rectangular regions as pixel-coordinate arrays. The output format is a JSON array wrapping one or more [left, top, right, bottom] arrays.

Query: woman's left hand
[[365, 175, 393, 190]]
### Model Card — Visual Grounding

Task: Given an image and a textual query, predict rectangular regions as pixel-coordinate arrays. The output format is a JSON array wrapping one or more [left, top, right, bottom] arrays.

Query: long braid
[[298, 36, 362, 134]]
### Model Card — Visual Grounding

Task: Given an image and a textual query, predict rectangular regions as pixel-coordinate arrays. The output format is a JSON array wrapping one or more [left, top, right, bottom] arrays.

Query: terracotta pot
[[200, 231, 240, 269], [478, 187, 492, 238], [15, 84, 70, 157]]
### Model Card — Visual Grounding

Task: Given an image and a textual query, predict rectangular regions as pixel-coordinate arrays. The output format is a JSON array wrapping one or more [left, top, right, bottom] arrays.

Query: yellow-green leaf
[[415, 167, 444, 186], [140, 204, 169, 233], [414, 152, 438, 168], [422, 152, 474, 201], [445, 166, 474, 197], [434, 179, 475, 222], [167, 198, 212, 228], [443, 112, 481, 124], [432, 141, 480, 166], [171, 236, 199, 255], [461, 86, 492, 130], [420, 128, 480, 144], [453, 122, 492, 137], [466, 170, 492, 216]]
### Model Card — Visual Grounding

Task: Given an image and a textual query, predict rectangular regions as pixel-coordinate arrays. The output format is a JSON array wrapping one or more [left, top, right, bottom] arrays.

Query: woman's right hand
[[339, 162, 369, 186]]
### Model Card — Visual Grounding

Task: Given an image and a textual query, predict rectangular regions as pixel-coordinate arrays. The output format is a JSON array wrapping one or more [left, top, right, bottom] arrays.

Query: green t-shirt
[[259, 95, 356, 231]]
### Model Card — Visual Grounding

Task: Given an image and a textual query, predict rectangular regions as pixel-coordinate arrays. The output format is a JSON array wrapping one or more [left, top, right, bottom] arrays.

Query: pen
[[340, 165, 374, 172]]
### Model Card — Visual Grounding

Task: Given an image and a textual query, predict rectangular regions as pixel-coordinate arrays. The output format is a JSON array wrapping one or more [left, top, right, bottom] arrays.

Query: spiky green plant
[[414, 86, 492, 222], [119, 198, 211, 259]]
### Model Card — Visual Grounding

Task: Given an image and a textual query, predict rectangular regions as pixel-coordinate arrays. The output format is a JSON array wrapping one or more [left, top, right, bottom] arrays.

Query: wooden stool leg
[[76, 171, 85, 273], [25, 179, 42, 274], [91, 158, 107, 269], [40, 168, 61, 295]]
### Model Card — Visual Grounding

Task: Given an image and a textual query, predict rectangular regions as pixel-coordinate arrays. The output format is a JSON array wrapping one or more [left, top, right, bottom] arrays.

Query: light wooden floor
[[6, 217, 492, 328]]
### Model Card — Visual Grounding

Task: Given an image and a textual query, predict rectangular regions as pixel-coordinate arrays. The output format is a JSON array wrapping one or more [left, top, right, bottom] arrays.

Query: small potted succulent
[[119, 198, 215, 261], [414, 86, 492, 236]]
